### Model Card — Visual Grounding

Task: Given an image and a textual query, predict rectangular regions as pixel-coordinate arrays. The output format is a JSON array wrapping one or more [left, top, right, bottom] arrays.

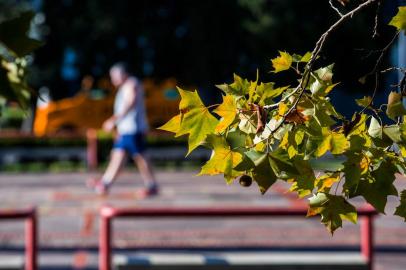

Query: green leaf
[[0, 11, 43, 57], [383, 125, 402, 143], [245, 150, 277, 194], [199, 135, 243, 183], [394, 190, 406, 221], [386, 91, 406, 120], [356, 96, 372, 108], [176, 88, 219, 154], [214, 95, 237, 133], [300, 52, 312, 63], [289, 158, 316, 197], [271, 51, 293, 73], [389, 6, 406, 32], [343, 152, 369, 191], [216, 73, 251, 97], [349, 161, 398, 213], [308, 193, 357, 234]]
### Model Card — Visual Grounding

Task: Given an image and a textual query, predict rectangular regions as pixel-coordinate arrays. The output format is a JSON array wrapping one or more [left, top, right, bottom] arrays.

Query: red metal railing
[[0, 208, 37, 270], [99, 205, 377, 270]]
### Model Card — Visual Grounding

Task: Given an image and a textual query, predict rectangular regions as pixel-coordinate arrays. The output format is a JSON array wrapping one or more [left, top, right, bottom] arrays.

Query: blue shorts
[[113, 133, 146, 156]]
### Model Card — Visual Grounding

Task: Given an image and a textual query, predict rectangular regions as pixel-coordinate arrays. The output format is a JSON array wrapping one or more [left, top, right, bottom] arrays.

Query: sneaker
[[86, 178, 109, 196], [136, 184, 159, 199]]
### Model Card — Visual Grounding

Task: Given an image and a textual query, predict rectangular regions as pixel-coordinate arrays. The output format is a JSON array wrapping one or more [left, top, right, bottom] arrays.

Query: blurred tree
[[33, 0, 398, 105]]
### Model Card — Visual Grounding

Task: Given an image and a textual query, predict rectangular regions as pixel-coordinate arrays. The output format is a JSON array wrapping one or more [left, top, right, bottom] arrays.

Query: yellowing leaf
[[386, 91, 406, 120], [199, 135, 243, 183], [356, 96, 372, 108], [214, 95, 237, 133], [158, 114, 182, 134], [179, 107, 218, 155], [178, 87, 204, 111], [175, 87, 219, 154], [315, 129, 348, 157], [389, 6, 406, 31], [308, 193, 357, 234], [330, 132, 348, 154], [271, 51, 292, 73], [315, 173, 340, 193]]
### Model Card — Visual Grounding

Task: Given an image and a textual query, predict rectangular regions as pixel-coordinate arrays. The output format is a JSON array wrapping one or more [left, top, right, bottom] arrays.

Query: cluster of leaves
[[160, 6, 406, 234], [0, 11, 42, 110]]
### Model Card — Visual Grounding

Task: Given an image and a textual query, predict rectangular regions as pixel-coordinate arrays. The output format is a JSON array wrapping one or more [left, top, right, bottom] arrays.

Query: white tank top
[[114, 77, 149, 135]]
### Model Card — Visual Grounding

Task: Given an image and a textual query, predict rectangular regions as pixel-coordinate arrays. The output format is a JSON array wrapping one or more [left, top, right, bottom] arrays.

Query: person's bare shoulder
[[122, 77, 139, 94], [125, 77, 139, 89]]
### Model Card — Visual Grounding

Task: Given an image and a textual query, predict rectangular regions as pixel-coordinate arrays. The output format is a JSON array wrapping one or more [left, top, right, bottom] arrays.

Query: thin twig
[[329, 0, 344, 17], [372, 1, 381, 39]]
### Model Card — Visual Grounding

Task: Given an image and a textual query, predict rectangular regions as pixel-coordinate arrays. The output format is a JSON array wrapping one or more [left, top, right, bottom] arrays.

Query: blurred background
[[0, 0, 403, 171], [0, 1, 405, 269]]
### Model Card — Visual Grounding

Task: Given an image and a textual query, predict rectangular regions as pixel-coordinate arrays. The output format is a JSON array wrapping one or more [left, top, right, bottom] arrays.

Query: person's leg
[[101, 148, 127, 187], [133, 153, 157, 187]]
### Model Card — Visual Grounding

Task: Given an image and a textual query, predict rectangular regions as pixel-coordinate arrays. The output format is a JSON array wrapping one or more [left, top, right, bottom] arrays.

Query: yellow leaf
[[389, 6, 406, 31], [199, 136, 243, 182], [214, 95, 237, 133], [271, 51, 293, 73], [278, 102, 288, 116], [158, 114, 182, 134], [316, 173, 340, 192]]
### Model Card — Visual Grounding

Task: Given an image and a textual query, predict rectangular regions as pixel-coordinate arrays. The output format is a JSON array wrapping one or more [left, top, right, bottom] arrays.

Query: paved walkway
[[0, 171, 405, 269]]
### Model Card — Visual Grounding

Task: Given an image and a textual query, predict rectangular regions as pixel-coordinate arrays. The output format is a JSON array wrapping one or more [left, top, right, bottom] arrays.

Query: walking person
[[88, 62, 158, 198]]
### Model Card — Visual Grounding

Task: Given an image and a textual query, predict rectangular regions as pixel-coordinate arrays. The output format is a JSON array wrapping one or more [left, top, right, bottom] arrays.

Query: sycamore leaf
[[349, 161, 398, 213], [238, 112, 257, 134], [315, 64, 334, 82], [271, 51, 293, 73], [289, 158, 316, 197], [199, 135, 243, 183], [356, 96, 372, 108], [315, 129, 348, 157], [214, 95, 237, 133], [386, 91, 406, 120], [343, 152, 368, 191], [308, 193, 357, 234], [383, 125, 402, 143], [368, 116, 382, 139], [158, 114, 182, 134], [245, 150, 277, 194], [315, 173, 340, 193], [176, 88, 218, 154], [389, 6, 406, 32], [300, 52, 312, 63], [394, 190, 406, 221]]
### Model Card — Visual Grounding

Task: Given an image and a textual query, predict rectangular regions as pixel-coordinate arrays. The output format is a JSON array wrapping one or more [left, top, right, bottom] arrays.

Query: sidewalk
[[0, 171, 405, 269]]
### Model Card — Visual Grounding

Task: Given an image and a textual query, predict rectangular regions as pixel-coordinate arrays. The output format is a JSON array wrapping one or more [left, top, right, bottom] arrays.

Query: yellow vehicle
[[33, 77, 180, 136]]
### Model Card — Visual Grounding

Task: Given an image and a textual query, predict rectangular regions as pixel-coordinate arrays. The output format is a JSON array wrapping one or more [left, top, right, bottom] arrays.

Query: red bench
[[0, 208, 37, 270], [99, 205, 377, 270]]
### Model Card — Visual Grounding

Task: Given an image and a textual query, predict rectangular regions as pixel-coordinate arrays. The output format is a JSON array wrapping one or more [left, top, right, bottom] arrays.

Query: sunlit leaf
[[389, 6, 406, 32], [199, 135, 243, 183], [214, 95, 237, 133], [271, 51, 293, 73]]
